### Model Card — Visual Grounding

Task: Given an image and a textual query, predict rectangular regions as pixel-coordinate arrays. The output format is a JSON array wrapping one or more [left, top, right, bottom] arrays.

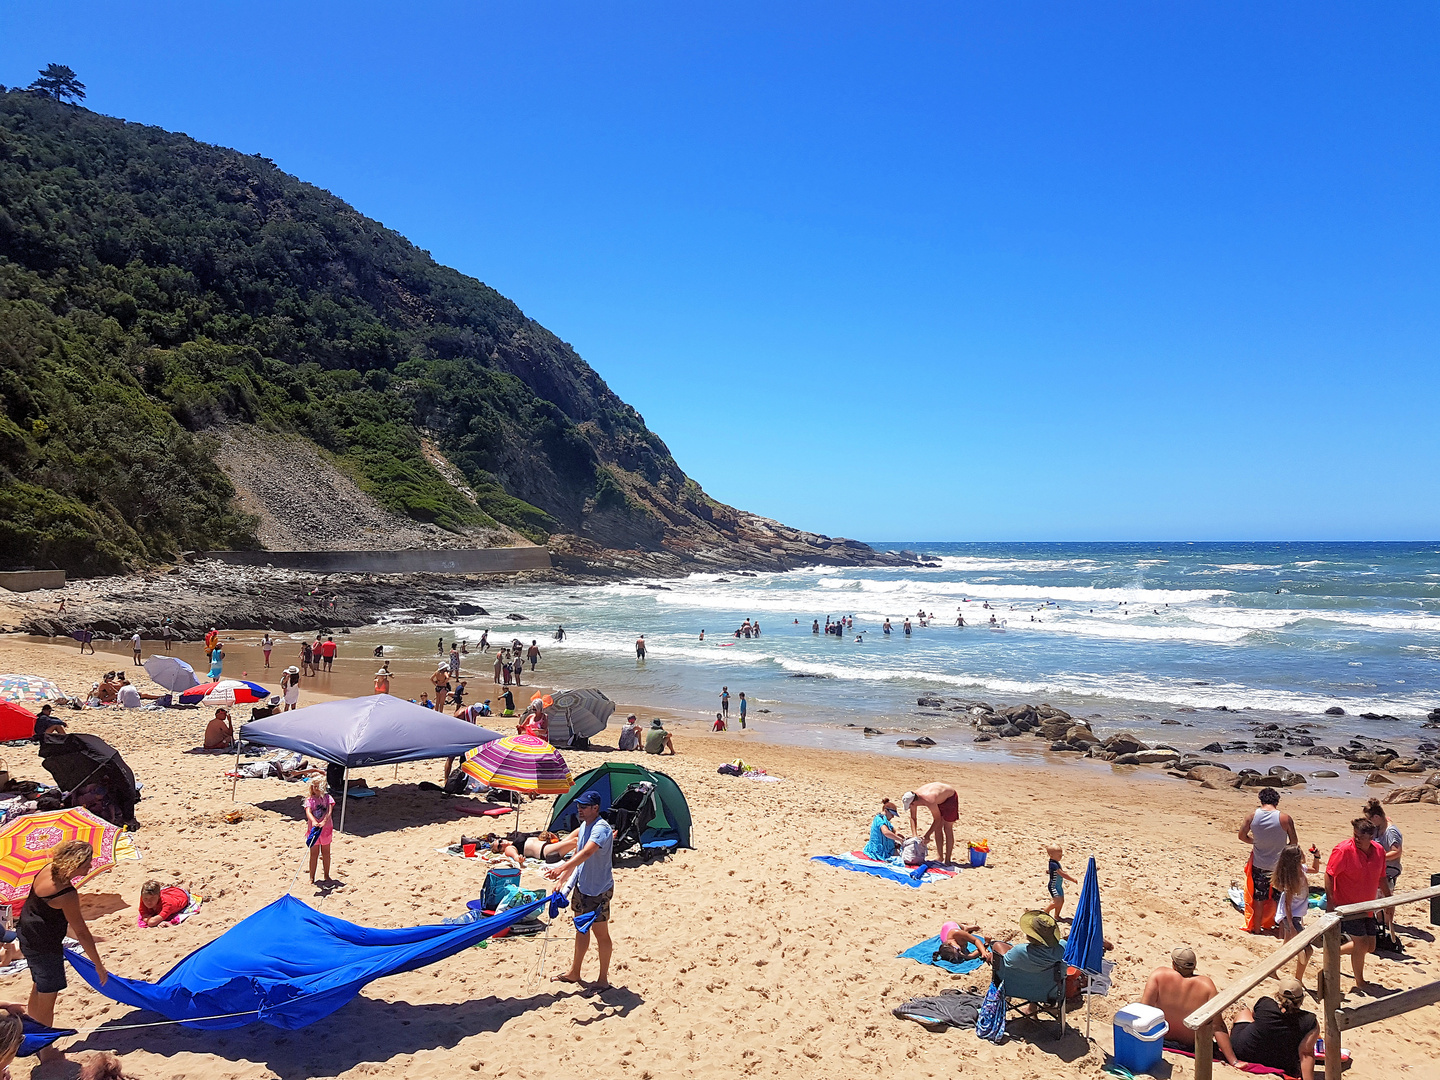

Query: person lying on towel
[[138, 881, 191, 928]]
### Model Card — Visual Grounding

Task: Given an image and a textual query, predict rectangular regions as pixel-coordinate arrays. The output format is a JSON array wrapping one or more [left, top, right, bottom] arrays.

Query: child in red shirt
[[138, 881, 191, 927]]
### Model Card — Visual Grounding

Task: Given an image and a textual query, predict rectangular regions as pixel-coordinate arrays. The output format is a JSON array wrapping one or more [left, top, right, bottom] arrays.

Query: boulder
[[917, 696, 945, 708], [1310, 770, 1340, 778], [1365, 772, 1394, 785], [1160, 718, 1182, 725], [896, 739, 929, 749], [1324, 706, 1345, 716], [1186, 766, 1239, 784], [1113, 754, 1141, 766], [1386, 758, 1427, 774], [1066, 726, 1100, 745], [1134, 750, 1183, 765], [1383, 785, 1440, 805], [1201, 743, 1225, 754], [863, 727, 883, 735], [1103, 732, 1149, 755], [1201, 777, 1244, 790], [1286, 737, 1315, 747], [973, 734, 993, 743], [998, 724, 1023, 738], [1087, 748, 1118, 762], [1302, 746, 1333, 757]]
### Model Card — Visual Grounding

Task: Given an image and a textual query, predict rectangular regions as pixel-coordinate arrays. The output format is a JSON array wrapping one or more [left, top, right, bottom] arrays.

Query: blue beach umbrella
[[1063, 856, 1104, 1037]]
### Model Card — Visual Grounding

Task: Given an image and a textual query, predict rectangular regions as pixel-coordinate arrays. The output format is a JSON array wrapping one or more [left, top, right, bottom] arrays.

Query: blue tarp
[[1063, 856, 1104, 975], [64, 893, 549, 1030], [809, 852, 955, 888]]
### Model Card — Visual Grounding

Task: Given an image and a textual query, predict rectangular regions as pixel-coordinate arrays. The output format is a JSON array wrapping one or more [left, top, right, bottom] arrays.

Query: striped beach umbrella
[[461, 734, 572, 795], [181, 679, 269, 705], [0, 808, 121, 913], [0, 675, 68, 705]]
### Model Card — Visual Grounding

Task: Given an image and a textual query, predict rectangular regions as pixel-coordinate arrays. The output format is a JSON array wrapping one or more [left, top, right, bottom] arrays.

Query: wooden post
[[1323, 921, 1342, 1079], [1194, 1019, 1214, 1080]]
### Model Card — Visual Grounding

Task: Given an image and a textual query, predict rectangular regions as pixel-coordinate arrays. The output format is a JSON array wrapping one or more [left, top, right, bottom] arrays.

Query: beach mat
[[452, 802, 516, 818], [1163, 1038, 1345, 1076], [899, 934, 987, 974], [810, 851, 958, 888]]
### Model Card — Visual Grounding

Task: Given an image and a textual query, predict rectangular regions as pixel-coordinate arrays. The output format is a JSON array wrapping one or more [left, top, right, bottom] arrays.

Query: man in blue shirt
[[545, 791, 616, 990]]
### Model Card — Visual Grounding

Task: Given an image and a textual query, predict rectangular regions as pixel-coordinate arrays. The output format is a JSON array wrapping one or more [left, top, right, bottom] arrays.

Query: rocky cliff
[[0, 91, 898, 576]]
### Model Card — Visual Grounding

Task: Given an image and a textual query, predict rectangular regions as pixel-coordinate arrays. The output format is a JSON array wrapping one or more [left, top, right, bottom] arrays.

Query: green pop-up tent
[[548, 761, 692, 852]]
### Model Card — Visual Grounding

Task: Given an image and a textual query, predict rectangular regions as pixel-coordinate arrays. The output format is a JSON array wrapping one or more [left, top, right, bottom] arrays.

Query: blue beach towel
[[898, 934, 987, 975], [810, 851, 958, 888]]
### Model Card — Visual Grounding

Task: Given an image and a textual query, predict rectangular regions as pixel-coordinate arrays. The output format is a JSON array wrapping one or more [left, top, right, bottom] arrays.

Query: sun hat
[[650, 718, 664, 728], [1171, 946, 1197, 972], [286, 666, 300, 675], [575, 791, 602, 807], [1019, 910, 1060, 948]]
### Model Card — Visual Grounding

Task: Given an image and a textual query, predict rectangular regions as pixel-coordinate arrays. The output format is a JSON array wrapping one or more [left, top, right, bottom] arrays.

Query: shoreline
[[0, 634, 1436, 1078]]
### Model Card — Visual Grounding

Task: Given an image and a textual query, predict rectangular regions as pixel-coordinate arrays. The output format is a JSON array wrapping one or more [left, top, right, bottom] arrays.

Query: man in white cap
[[902, 781, 960, 864], [1141, 946, 1244, 1067]]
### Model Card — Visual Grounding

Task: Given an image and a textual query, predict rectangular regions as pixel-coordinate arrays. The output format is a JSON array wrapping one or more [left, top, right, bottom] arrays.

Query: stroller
[[602, 781, 660, 861]]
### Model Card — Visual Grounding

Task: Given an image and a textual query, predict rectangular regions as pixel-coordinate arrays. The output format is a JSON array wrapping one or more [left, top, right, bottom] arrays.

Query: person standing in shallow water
[[738, 692, 747, 729], [635, 635, 646, 660]]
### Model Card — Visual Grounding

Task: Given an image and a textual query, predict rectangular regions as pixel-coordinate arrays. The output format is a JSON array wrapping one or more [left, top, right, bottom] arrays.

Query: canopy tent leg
[[340, 767, 350, 833], [231, 744, 242, 801]]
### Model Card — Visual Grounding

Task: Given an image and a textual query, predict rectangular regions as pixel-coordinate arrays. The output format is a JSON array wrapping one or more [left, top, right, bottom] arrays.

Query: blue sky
[[5, 2, 1439, 540]]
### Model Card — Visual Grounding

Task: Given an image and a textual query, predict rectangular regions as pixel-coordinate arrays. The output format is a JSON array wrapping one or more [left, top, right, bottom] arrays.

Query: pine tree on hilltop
[[27, 64, 86, 104]]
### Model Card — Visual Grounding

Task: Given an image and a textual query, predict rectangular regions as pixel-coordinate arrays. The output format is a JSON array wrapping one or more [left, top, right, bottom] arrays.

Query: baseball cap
[[1277, 977, 1305, 1002], [1172, 946, 1197, 972], [901, 791, 916, 811], [575, 791, 602, 807]]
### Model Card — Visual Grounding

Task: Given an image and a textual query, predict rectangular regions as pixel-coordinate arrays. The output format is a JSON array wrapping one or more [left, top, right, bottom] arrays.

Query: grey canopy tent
[[237, 694, 501, 830], [544, 689, 615, 748]]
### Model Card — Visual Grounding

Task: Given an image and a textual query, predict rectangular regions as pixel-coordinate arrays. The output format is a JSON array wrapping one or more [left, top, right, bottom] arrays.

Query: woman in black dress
[[19, 840, 108, 1063]]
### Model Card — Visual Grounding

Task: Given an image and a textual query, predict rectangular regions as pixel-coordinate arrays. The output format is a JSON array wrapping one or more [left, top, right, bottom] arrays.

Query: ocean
[[358, 542, 1440, 782]]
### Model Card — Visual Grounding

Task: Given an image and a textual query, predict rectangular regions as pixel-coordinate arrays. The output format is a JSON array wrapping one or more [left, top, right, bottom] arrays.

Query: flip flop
[[551, 974, 582, 985]]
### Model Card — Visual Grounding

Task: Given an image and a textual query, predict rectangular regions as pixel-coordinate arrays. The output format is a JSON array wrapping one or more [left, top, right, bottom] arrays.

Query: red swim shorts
[[940, 794, 959, 822]]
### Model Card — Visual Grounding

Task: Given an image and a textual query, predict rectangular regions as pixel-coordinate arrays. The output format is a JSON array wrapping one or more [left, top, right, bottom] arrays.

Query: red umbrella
[[0, 702, 33, 742]]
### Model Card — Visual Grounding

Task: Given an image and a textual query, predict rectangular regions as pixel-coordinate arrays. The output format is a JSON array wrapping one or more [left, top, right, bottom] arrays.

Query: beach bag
[[901, 836, 928, 866], [975, 982, 1007, 1044]]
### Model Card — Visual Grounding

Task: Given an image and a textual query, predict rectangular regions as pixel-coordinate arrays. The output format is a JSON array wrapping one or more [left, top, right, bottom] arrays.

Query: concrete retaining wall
[[0, 570, 66, 592], [203, 547, 552, 575]]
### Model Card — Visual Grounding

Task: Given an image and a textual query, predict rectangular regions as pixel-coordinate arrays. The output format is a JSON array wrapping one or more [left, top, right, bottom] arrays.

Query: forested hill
[[0, 91, 895, 575]]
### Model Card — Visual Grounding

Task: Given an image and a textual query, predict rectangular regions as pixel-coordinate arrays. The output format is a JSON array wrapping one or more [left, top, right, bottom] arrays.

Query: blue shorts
[[1048, 872, 1065, 899]]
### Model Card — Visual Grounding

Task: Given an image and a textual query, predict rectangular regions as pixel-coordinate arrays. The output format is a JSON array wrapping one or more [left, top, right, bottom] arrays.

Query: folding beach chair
[[1001, 960, 1068, 1039], [602, 781, 657, 860]]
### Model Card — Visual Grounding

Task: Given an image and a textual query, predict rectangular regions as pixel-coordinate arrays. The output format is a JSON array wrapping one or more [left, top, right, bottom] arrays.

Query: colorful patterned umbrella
[[181, 679, 269, 705], [0, 675, 68, 705], [461, 734, 572, 795], [0, 808, 122, 913]]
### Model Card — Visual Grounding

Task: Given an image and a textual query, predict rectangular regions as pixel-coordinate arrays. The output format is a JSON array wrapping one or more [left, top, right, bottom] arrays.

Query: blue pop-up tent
[[238, 695, 502, 829], [66, 893, 550, 1030]]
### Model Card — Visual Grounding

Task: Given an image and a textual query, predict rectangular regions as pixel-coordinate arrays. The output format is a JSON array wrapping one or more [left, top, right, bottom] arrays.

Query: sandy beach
[[0, 633, 1436, 1079]]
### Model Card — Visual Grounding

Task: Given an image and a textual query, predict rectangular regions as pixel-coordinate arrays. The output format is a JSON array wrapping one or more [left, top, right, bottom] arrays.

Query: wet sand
[[0, 633, 1437, 1079]]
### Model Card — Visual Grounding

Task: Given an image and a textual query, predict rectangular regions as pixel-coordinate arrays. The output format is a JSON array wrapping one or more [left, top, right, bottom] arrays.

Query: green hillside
[[0, 90, 729, 573]]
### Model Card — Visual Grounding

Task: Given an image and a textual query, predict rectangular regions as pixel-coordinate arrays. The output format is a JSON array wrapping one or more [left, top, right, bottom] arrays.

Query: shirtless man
[[1140, 947, 1244, 1067], [903, 782, 959, 864], [204, 708, 235, 750]]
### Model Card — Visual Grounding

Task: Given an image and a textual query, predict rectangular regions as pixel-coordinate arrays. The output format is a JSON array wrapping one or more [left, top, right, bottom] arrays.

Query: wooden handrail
[[1333, 883, 1440, 918], [1335, 979, 1440, 1031], [1185, 914, 1339, 1030]]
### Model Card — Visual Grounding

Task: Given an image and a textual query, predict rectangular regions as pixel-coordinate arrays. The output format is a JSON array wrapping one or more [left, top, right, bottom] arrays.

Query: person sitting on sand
[[1140, 947, 1244, 1067], [939, 919, 993, 963], [204, 708, 235, 750], [137, 881, 191, 928], [644, 719, 676, 755], [0, 1008, 39, 1079], [521, 707, 548, 740], [31, 705, 65, 742], [863, 798, 903, 860], [1229, 978, 1318, 1080], [985, 910, 1065, 1003], [618, 715, 641, 752], [903, 782, 959, 865]]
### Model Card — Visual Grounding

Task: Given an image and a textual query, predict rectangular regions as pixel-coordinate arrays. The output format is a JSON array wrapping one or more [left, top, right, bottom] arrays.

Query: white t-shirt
[[131, 633, 141, 651], [1276, 890, 1309, 921], [284, 684, 300, 705], [117, 684, 141, 709]]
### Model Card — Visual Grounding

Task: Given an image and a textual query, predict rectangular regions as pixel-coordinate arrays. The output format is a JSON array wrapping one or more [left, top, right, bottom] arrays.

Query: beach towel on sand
[[811, 851, 958, 888], [899, 935, 987, 975], [892, 990, 987, 1029], [1226, 886, 1323, 914], [1163, 1038, 1344, 1077]]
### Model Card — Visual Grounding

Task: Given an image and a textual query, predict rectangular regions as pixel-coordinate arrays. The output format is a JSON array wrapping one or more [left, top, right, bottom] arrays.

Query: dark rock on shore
[[1325, 706, 1346, 716]]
